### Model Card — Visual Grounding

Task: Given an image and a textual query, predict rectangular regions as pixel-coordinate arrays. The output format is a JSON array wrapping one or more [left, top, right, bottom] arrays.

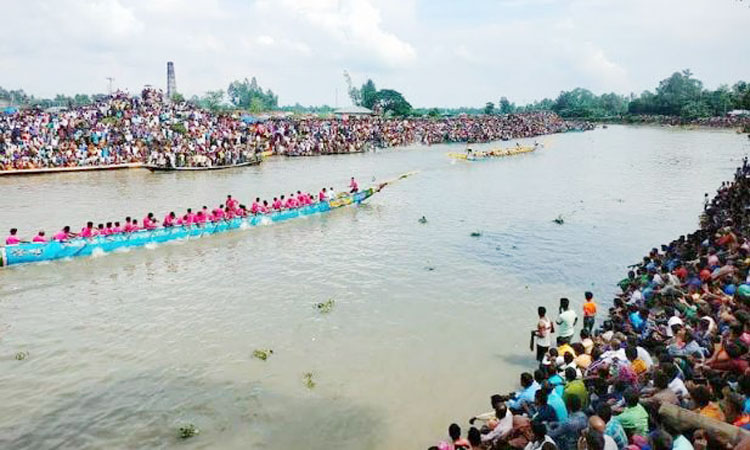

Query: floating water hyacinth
[[253, 349, 274, 361], [316, 298, 335, 313], [470, 231, 482, 237], [15, 351, 29, 360], [303, 372, 316, 389], [179, 424, 199, 439]]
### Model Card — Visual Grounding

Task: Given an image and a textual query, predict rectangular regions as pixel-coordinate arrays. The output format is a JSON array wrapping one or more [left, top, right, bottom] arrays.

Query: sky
[[2, 0, 749, 108]]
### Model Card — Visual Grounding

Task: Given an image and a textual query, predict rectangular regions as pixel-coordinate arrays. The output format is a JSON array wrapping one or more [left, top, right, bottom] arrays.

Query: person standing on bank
[[531, 306, 554, 362], [556, 298, 578, 345], [583, 291, 597, 334]]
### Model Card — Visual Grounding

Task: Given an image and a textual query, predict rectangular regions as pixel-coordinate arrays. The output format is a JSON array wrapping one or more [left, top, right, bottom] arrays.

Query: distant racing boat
[[447, 143, 539, 161]]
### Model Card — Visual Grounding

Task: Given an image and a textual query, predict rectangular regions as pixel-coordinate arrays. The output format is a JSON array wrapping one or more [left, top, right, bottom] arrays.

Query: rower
[[349, 177, 359, 193], [96, 223, 106, 236], [124, 217, 133, 232], [113, 222, 123, 234], [226, 194, 237, 210], [251, 198, 261, 215], [329, 186, 336, 198], [80, 222, 95, 238], [163, 212, 176, 227], [319, 187, 328, 202], [5, 228, 21, 245], [53, 226, 73, 241], [143, 213, 158, 230], [32, 231, 47, 243], [105, 222, 113, 235]]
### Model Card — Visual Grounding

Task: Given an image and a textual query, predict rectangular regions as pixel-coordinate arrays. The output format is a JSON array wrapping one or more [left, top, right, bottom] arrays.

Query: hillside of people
[[432, 159, 750, 450], [0, 88, 592, 171]]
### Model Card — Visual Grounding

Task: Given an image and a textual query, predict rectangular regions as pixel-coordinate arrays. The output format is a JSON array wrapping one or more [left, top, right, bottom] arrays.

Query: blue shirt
[[548, 390, 569, 421], [508, 381, 540, 410], [605, 418, 628, 450], [548, 411, 588, 450]]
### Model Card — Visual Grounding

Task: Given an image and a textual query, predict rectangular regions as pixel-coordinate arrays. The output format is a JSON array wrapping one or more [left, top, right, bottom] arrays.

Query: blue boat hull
[[1, 187, 375, 267]]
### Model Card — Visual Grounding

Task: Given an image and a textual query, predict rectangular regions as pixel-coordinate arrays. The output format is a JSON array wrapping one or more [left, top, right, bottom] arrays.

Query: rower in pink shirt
[[5, 228, 21, 245], [80, 222, 95, 238], [32, 231, 48, 243], [285, 195, 298, 209], [272, 197, 282, 210], [260, 200, 270, 213], [143, 213, 158, 230], [112, 222, 123, 234], [163, 212, 176, 227], [185, 208, 195, 225], [104, 222, 114, 235], [226, 195, 238, 210], [349, 177, 359, 193], [130, 219, 140, 231], [251, 198, 261, 214], [212, 207, 225, 221], [200, 207, 210, 223], [123, 217, 133, 232], [319, 188, 328, 202], [53, 227, 71, 241], [225, 207, 235, 220]]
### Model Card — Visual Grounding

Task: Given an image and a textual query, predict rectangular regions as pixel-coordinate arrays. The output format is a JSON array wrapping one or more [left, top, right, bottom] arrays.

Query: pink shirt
[[112, 227, 123, 234], [319, 191, 326, 201], [80, 227, 94, 238], [32, 235, 47, 243], [272, 200, 282, 210], [251, 202, 260, 214], [186, 213, 196, 224], [143, 217, 157, 230], [53, 231, 67, 241], [350, 180, 358, 190], [286, 198, 298, 209], [163, 215, 174, 227], [5, 236, 20, 245]]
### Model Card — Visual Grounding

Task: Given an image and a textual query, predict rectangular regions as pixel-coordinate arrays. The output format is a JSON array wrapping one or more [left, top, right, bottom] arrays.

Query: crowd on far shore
[[432, 157, 750, 450], [0, 88, 592, 171], [615, 115, 750, 129]]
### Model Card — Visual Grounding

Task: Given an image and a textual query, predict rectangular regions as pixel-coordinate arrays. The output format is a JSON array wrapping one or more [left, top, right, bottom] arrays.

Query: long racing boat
[[0, 173, 415, 268]]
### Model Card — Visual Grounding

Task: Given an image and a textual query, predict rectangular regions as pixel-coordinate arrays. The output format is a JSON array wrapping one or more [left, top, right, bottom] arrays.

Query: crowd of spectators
[[433, 157, 750, 450], [0, 89, 590, 170], [621, 115, 750, 129]]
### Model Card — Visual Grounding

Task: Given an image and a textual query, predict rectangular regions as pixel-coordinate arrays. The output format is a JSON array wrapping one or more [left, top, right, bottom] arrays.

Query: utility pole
[[106, 77, 115, 95]]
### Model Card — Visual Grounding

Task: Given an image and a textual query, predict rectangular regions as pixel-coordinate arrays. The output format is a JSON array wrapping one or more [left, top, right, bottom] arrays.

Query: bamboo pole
[[658, 403, 750, 445]]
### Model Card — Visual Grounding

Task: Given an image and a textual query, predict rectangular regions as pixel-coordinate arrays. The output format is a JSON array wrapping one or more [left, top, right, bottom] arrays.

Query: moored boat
[[0, 172, 415, 268], [144, 156, 262, 172]]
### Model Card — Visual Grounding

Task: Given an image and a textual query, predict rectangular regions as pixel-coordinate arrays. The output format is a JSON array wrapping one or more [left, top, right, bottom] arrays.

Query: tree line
[[488, 70, 750, 120]]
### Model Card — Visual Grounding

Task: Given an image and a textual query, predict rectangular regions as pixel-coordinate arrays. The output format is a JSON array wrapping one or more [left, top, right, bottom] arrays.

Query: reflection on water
[[0, 126, 749, 449]]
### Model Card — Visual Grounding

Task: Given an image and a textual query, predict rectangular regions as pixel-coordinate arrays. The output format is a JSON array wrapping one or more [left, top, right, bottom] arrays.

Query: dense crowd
[[433, 158, 750, 450], [0, 89, 590, 170], [621, 115, 750, 129]]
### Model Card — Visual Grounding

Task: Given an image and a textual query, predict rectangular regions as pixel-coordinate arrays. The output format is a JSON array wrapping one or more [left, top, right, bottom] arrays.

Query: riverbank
[[431, 136, 750, 448], [0, 162, 143, 176]]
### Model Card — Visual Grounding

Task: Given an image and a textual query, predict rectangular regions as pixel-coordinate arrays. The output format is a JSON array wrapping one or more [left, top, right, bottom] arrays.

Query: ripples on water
[[0, 126, 749, 449]]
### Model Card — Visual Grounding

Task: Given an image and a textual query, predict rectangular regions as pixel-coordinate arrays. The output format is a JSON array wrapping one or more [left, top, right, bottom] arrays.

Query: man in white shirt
[[556, 298, 578, 345], [533, 306, 553, 362]]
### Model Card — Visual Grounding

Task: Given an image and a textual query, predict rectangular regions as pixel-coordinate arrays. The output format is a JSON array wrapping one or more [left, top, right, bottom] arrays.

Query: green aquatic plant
[[553, 215, 565, 225], [252, 349, 274, 361], [303, 372, 316, 389], [470, 231, 482, 237], [418, 216, 428, 224], [15, 351, 29, 361], [179, 423, 199, 439], [316, 298, 335, 313]]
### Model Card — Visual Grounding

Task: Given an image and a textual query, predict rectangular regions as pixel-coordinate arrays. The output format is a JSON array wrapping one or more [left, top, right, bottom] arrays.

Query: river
[[0, 125, 748, 449]]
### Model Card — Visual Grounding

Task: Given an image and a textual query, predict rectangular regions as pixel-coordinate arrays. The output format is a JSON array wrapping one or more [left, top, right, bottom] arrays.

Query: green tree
[[654, 69, 703, 115], [199, 90, 225, 111], [171, 92, 185, 103], [680, 100, 711, 119], [227, 77, 278, 111], [360, 79, 378, 109], [704, 85, 732, 116], [372, 89, 411, 116], [427, 108, 440, 117], [498, 97, 516, 114], [484, 102, 495, 115]]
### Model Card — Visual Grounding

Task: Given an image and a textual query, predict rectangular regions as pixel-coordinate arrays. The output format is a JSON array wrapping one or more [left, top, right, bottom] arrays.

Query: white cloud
[[0, 0, 748, 107]]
